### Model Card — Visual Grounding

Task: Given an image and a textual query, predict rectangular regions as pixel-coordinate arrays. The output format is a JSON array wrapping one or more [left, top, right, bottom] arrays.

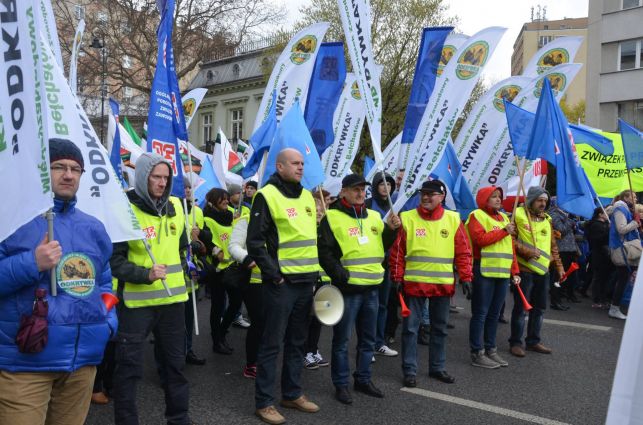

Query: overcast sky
[[276, 0, 588, 84]]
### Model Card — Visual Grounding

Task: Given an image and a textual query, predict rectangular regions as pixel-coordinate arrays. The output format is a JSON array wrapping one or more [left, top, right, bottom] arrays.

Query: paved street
[[86, 291, 623, 425]]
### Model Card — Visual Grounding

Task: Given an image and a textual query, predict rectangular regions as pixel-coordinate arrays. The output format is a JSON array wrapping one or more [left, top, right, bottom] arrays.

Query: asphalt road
[[86, 290, 623, 425]]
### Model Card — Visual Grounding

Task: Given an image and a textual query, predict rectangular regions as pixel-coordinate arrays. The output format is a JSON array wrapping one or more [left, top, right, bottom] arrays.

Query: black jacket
[[111, 190, 188, 285], [317, 199, 396, 295], [246, 173, 319, 285]]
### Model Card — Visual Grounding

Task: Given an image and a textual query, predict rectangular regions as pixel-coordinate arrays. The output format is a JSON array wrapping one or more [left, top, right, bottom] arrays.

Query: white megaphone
[[313, 285, 344, 326]]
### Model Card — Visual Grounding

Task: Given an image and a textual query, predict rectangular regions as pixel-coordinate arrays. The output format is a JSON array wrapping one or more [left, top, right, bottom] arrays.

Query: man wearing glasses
[[0, 138, 117, 425]]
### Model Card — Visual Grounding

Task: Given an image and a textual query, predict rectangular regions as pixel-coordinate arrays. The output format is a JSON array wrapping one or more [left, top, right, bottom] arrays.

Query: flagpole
[[143, 239, 173, 297], [511, 155, 538, 248], [317, 185, 327, 212], [46, 209, 57, 296], [183, 141, 200, 336]]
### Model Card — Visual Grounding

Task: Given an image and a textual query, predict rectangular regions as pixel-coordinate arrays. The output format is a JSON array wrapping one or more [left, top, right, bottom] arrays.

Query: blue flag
[[430, 142, 477, 219], [242, 91, 277, 179], [514, 79, 595, 219], [261, 101, 325, 190], [146, 0, 188, 198], [619, 119, 643, 170], [401, 27, 453, 145], [108, 98, 127, 188], [505, 100, 614, 157], [194, 156, 223, 208], [363, 155, 375, 178], [304, 42, 347, 155]]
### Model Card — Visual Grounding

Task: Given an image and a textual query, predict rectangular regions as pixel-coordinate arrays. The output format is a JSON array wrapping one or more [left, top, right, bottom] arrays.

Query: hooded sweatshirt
[[465, 186, 519, 275], [110, 153, 188, 285], [365, 172, 397, 218], [513, 186, 564, 278]]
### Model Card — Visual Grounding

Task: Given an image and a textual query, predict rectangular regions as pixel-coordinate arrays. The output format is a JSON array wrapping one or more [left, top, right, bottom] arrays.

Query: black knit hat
[[419, 179, 447, 195], [342, 174, 370, 188], [49, 138, 84, 169]]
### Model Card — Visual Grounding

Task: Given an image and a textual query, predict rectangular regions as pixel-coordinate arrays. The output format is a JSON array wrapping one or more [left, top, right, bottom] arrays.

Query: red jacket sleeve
[[388, 227, 407, 283], [511, 238, 520, 275], [454, 222, 474, 282], [467, 214, 510, 248]]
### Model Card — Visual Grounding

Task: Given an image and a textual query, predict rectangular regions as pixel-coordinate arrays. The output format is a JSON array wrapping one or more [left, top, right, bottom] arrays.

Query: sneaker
[[255, 406, 285, 425], [485, 348, 508, 367], [233, 316, 251, 328], [243, 364, 257, 379], [375, 345, 398, 357], [313, 351, 329, 367], [471, 350, 500, 369], [608, 305, 627, 320], [304, 352, 319, 370]]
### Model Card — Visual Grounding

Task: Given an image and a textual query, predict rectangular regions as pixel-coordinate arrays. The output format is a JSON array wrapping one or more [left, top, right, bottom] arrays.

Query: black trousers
[[93, 341, 116, 394], [113, 302, 189, 425], [209, 269, 243, 345], [241, 279, 264, 365]]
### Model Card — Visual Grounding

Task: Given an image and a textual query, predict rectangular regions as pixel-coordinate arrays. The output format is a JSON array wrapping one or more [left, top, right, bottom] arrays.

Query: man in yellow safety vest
[[110, 153, 191, 424]]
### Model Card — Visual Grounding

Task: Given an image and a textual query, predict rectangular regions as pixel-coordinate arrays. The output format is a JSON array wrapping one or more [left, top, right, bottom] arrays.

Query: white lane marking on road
[[540, 318, 612, 332], [401, 387, 572, 425]]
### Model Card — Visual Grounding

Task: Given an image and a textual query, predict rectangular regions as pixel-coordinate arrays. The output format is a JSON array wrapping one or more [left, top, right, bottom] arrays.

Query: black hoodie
[[246, 173, 318, 285]]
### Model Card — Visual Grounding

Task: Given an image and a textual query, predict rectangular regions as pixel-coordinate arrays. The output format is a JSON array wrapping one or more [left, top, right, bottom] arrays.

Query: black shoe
[[567, 296, 581, 303], [186, 350, 206, 365], [447, 322, 455, 329], [354, 381, 384, 398], [429, 371, 455, 384], [403, 375, 416, 388], [335, 386, 353, 405], [550, 302, 569, 311], [212, 342, 233, 355], [498, 316, 508, 324]]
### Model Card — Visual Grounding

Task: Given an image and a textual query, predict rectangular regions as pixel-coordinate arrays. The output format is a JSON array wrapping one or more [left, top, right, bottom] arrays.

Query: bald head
[[276, 148, 304, 183]]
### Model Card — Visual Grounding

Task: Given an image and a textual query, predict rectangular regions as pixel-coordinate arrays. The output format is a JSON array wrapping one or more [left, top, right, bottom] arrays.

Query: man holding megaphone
[[317, 174, 401, 405]]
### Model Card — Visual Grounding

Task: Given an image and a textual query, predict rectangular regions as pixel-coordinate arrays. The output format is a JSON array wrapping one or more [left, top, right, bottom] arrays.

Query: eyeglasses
[[50, 164, 84, 175]]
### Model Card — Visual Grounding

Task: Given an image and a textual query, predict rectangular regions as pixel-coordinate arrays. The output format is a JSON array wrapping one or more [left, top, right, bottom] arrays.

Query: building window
[[123, 86, 133, 98], [123, 55, 132, 69], [206, 70, 214, 81], [203, 113, 213, 146], [74, 4, 85, 20], [539, 35, 554, 48], [618, 100, 643, 130], [622, 0, 641, 9], [230, 109, 243, 140], [232, 64, 240, 78], [619, 39, 641, 70]]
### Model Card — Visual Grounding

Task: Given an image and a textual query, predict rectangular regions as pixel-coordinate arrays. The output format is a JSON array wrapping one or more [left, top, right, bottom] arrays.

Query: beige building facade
[[511, 17, 588, 107], [586, 0, 643, 131]]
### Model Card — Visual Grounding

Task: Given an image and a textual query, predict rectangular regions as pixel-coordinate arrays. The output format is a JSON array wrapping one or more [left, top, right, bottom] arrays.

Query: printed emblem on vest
[[56, 253, 96, 298], [348, 227, 360, 237], [220, 233, 229, 242], [440, 229, 449, 238], [286, 208, 298, 218], [493, 225, 500, 230], [524, 224, 531, 231], [305, 206, 313, 216], [415, 228, 426, 237], [541, 228, 548, 236], [170, 223, 177, 235], [371, 226, 378, 235], [143, 226, 157, 240]]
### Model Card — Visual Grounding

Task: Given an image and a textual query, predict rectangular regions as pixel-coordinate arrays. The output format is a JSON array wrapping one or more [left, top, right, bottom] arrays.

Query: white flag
[[40, 37, 142, 243], [0, 0, 52, 243], [321, 73, 367, 192], [182, 87, 208, 129], [392, 27, 507, 213], [253, 23, 329, 131], [69, 19, 85, 95], [454, 76, 532, 186], [469, 63, 582, 193], [337, 0, 383, 162], [522, 36, 584, 77], [365, 131, 401, 185], [38, 0, 63, 70]]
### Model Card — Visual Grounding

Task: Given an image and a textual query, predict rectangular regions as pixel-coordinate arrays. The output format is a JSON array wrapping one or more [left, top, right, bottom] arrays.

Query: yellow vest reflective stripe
[[319, 270, 331, 283], [515, 207, 552, 275], [259, 184, 320, 275], [123, 196, 188, 307], [401, 209, 460, 285], [203, 217, 233, 271], [465, 209, 513, 278], [325, 209, 385, 285]]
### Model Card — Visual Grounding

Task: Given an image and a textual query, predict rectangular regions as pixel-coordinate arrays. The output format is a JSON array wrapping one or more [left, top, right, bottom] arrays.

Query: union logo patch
[[371, 226, 378, 235], [286, 208, 298, 219], [220, 233, 229, 242], [348, 227, 360, 237], [143, 226, 157, 240], [290, 35, 317, 65], [440, 229, 449, 238], [56, 253, 96, 298], [415, 229, 427, 237]]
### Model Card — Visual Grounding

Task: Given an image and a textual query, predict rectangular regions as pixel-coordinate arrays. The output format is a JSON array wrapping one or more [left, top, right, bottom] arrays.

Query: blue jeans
[[375, 271, 392, 349], [509, 272, 548, 347], [331, 289, 378, 387], [255, 280, 314, 409], [401, 295, 450, 377], [469, 263, 509, 352], [421, 299, 430, 326]]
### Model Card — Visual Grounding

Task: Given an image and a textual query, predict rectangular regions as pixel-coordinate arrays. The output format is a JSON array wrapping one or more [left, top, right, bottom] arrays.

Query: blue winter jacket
[[0, 197, 117, 372]]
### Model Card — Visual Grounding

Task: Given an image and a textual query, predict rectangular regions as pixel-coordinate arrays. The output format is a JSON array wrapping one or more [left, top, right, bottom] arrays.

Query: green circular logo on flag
[[455, 41, 489, 80], [493, 84, 522, 112]]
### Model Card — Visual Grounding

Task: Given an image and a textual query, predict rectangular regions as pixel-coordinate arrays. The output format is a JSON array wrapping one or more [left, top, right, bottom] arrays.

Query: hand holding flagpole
[[143, 239, 173, 297]]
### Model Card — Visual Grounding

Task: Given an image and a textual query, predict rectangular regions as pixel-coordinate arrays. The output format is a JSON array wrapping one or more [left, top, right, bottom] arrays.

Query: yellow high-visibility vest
[[203, 217, 233, 271], [259, 184, 320, 275], [401, 208, 461, 285], [515, 207, 552, 275], [466, 209, 513, 278], [123, 196, 188, 308], [325, 209, 384, 285]]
